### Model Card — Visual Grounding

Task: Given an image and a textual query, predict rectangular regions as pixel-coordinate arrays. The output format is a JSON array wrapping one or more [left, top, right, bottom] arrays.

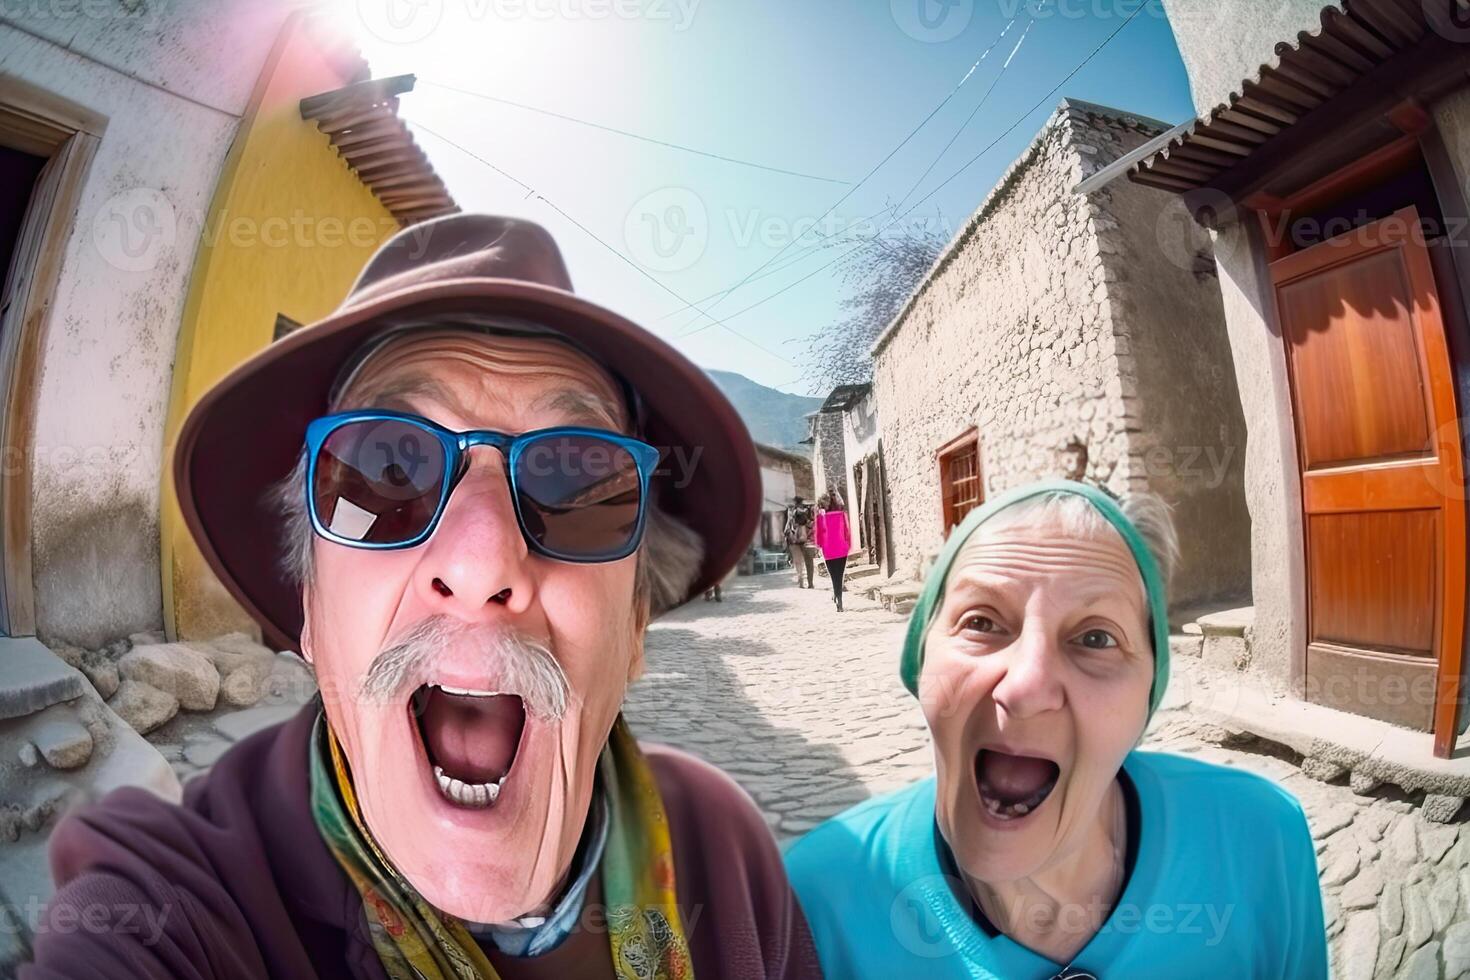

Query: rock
[[79, 657, 120, 699], [1423, 825, 1460, 865], [119, 643, 219, 711], [1350, 771, 1383, 796], [17, 742, 37, 767], [50, 644, 84, 668], [1322, 846, 1361, 888], [1359, 807, 1394, 842], [1339, 910, 1379, 980], [1342, 867, 1384, 910], [1406, 884, 1433, 949], [107, 680, 178, 735], [1424, 794, 1466, 824], [33, 719, 93, 769], [128, 630, 165, 647], [1325, 893, 1343, 938], [1445, 922, 1470, 979], [1380, 882, 1404, 937], [1433, 873, 1461, 932], [1388, 816, 1420, 864], [213, 702, 299, 742], [218, 668, 264, 708], [1375, 935, 1405, 980], [1398, 940, 1440, 980], [182, 739, 230, 768], [0, 638, 86, 720], [1447, 838, 1470, 871], [1312, 804, 1356, 840], [1302, 756, 1348, 783]]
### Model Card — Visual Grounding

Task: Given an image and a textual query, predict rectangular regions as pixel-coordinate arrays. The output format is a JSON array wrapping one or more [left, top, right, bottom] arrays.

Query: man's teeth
[[433, 684, 503, 698], [433, 765, 506, 808]]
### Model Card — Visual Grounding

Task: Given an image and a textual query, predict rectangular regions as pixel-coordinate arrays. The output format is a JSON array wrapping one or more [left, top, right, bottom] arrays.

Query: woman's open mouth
[[974, 749, 1060, 822], [410, 684, 526, 809]]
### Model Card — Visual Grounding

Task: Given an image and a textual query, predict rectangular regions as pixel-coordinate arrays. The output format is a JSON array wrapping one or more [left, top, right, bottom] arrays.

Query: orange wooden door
[[1271, 207, 1466, 756]]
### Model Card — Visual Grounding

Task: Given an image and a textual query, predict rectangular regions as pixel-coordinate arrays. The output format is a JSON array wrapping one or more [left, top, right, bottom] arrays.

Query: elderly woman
[[785, 480, 1327, 978]]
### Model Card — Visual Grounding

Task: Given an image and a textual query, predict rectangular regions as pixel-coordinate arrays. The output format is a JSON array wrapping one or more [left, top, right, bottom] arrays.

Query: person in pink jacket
[[814, 489, 853, 611]]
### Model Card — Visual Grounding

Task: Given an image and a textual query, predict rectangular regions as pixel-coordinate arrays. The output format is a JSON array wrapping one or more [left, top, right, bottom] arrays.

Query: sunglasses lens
[[514, 434, 645, 558], [313, 418, 448, 545]]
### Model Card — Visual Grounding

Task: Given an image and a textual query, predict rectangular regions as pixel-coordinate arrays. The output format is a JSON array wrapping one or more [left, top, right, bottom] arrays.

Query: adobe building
[[871, 99, 1250, 615]]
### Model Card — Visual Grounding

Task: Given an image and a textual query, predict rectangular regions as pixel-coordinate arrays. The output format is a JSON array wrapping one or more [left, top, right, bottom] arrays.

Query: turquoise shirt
[[785, 750, 1327, 979]]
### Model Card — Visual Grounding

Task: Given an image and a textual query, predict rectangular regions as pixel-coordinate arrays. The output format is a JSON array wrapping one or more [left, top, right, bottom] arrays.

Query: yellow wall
[[160, 15, 397, 643]]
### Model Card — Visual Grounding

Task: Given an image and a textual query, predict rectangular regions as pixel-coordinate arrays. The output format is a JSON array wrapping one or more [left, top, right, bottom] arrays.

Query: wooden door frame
[[0, 76, 104, 637], [1265, 203, 1467, 757]]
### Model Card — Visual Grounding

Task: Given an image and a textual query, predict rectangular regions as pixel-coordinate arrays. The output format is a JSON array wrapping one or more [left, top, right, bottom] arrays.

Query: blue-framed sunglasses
[[304, 409, 662, 562]]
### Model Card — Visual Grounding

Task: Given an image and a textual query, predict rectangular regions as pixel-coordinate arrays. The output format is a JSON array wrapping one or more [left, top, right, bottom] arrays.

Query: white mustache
[[356, 614, 570, 720]]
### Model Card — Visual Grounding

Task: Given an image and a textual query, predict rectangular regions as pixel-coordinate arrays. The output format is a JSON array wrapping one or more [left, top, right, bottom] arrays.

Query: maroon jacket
[[22, 704, 822, 979]]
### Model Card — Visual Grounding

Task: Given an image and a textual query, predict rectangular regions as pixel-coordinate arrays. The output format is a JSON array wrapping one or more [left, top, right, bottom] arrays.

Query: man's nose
[[412, 450, 535, 618], [990, 625, 1065, 720]]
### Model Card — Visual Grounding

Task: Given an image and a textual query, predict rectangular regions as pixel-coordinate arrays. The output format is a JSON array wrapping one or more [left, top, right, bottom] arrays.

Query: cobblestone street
[[627, 572, 1470, 979]]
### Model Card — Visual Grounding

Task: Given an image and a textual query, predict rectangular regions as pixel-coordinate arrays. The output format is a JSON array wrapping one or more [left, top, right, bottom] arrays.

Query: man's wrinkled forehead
[[337, 328, 630, 431]]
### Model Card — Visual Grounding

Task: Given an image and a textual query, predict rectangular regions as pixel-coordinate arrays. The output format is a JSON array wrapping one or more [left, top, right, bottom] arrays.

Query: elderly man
[[25, 216, 821, 979]]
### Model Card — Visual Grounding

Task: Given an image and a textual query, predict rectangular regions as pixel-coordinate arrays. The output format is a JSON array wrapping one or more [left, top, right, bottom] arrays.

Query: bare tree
[[798, 206, 947, 391]]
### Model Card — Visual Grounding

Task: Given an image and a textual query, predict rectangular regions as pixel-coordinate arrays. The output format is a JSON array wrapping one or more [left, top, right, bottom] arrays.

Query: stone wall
[[872, 101, 1250, 609], [1091, 147, 1252, 611], [809, 412, 845, 504]]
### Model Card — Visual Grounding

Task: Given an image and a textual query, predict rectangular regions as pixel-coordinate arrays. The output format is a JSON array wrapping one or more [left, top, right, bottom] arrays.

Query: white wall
[[0, 1, 293, 646], [1160, 0, 1337, 119]]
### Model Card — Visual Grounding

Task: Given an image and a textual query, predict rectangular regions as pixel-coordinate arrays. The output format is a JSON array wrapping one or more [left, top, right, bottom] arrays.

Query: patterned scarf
[[309, 711, 695, 980]]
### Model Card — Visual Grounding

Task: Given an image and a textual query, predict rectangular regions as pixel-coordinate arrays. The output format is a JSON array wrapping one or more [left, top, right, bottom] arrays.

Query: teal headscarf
[[899, 479, 1171, 724]]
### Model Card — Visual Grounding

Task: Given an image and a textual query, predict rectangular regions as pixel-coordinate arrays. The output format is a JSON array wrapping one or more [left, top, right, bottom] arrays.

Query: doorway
[[1269, 200, 1466, 750]]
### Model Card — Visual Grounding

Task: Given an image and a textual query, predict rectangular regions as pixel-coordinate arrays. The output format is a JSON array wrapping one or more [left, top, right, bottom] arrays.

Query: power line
[[659, 10, 1027, 332], [420, 79, 850, 186], [672, 5, 1146, 343], [409, 120, 800, 369]]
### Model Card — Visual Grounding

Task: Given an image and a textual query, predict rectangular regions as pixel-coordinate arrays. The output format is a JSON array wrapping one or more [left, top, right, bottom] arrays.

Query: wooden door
[[1271, 206, 1466, 756]]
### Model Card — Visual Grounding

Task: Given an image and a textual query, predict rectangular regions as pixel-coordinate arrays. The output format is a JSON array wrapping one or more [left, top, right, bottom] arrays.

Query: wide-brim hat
[[173, 214, 760, 653]]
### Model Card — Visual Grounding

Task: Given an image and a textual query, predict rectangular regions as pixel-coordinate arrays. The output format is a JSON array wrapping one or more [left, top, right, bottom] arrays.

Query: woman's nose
[[412, 451, 535, 619], [990, 626, 1065, 719]]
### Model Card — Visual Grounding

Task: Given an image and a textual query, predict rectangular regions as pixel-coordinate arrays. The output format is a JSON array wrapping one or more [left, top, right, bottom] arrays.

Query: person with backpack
[[784, 495, 817, 589]]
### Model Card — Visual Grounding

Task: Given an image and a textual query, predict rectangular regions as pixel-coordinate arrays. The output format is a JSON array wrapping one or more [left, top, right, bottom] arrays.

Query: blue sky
[[329, 0, 1196, 395]]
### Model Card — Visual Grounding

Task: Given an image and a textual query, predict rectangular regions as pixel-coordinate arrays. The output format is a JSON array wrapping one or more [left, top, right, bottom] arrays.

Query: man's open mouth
[[974, 749, 1060, 821], [410, 684, 526, 809]]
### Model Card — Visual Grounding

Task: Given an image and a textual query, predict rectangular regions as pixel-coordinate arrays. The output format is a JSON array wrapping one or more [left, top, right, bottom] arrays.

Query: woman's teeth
[[433, 765, 506, 808], [980, 778, 1057, 821]]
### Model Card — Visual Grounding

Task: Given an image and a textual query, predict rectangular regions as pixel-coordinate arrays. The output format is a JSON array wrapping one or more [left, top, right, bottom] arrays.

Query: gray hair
[[358, 615, 570, 719], [268, 328, 705, 619], [980, 488, 1180, 591]]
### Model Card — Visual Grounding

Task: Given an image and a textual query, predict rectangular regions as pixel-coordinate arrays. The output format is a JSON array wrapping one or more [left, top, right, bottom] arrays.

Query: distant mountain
[[706, 370, 821, 453]]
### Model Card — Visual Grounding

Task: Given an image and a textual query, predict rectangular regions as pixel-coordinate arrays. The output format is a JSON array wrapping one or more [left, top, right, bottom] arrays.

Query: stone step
[[879, 583, 921, 613], [845, 563, 881, 582], [1192, 606, 1254, 638]]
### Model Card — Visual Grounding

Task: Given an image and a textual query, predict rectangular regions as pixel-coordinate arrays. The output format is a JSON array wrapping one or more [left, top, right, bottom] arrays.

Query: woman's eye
[[961, 615, 1000, 634], [1076, 628, 1118, 649]]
